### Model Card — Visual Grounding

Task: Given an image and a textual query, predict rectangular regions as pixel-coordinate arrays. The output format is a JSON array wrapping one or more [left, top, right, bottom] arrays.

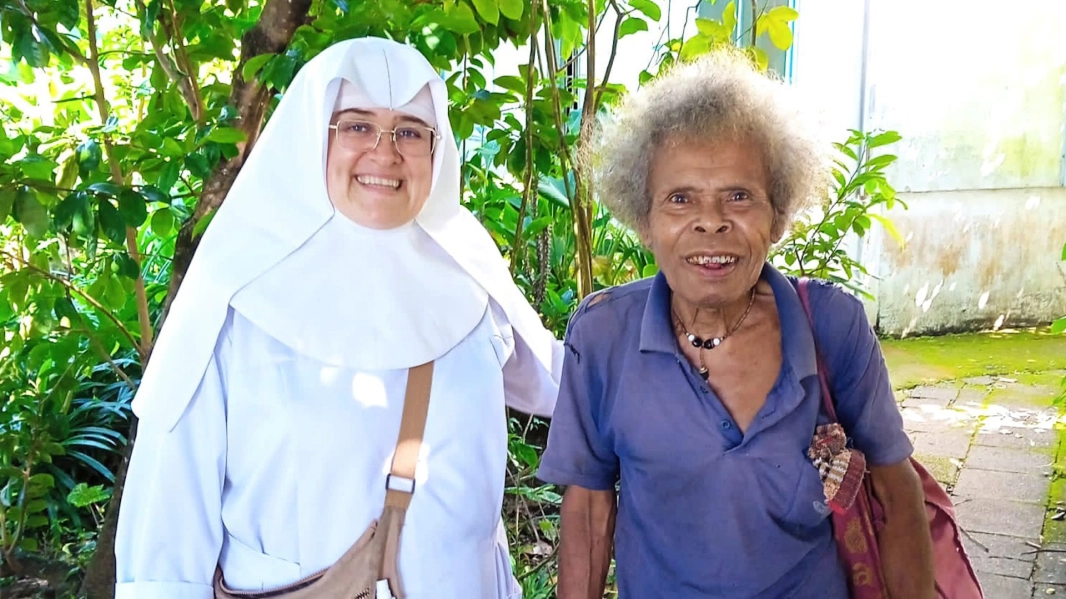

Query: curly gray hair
[[592, 48, 829, 233]]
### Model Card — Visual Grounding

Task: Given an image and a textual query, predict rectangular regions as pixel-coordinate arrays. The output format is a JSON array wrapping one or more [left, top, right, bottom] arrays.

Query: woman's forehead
[[331, 107, 432, 128]]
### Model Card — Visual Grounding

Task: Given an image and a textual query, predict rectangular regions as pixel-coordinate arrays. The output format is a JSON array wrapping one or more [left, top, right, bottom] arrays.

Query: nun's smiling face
[[326, 107, 435, 229]]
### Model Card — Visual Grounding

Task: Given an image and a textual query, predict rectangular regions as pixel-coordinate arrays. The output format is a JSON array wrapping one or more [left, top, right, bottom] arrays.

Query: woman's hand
[[870, 459, 935, 599]]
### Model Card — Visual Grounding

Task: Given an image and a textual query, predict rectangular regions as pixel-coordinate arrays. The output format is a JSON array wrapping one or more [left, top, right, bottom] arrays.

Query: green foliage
[[773, 129, 906, 298]]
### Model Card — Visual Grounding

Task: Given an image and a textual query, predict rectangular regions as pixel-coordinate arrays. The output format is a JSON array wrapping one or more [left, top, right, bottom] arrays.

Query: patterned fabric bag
[[796, 279, 983, 599]]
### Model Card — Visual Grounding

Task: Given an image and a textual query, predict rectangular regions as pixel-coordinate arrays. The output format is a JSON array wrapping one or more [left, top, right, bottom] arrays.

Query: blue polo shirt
[[538, 264, 912, 598]]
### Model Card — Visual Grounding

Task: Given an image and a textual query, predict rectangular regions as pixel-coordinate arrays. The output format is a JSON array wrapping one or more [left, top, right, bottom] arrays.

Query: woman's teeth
[[356, 175, 401, 189], [687, 255, 737, 266]]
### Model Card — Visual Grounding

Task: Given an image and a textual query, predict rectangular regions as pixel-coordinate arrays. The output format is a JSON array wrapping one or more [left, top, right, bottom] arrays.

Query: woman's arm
[[870, 460, 935, 599], [115, 352, 227, 599], [558, 486, 617, 599]]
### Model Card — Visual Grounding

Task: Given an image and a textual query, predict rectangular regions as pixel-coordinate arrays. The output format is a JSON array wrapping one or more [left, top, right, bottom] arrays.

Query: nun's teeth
[[357, 175, 401, 189]]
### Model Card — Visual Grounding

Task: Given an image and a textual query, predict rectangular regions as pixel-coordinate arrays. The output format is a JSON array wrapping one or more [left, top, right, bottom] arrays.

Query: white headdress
[[133, 38, 556, 430]]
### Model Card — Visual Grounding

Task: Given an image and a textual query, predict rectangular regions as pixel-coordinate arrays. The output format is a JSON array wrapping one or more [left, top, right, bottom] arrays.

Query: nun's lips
[[356, 174, 402, 190]]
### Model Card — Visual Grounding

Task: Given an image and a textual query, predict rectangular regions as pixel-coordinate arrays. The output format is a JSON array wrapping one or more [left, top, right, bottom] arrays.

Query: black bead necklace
[[673, 286, 757, 379]]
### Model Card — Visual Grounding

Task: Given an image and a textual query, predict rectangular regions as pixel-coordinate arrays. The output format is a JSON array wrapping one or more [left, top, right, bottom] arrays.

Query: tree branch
[[86, 0, 152, 362], [512, 1, 541, 276]]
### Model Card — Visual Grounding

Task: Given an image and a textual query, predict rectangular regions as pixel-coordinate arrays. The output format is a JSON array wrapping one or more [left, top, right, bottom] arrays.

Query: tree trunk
[[78, 1, 312, 596]]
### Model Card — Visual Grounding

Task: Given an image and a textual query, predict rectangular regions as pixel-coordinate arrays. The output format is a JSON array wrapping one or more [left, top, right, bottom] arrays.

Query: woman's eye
[[341, 121, 373, 134], [668, 193, 688, 204], [396, 127, 424, 140], [728, 191, 750, 202]]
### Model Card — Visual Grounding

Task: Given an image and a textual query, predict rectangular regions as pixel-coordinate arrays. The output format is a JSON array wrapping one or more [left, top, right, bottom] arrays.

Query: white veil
[[133, 38, 556, 431]]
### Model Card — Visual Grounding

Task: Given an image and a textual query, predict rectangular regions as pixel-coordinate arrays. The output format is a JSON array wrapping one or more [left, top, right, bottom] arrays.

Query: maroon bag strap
[[794, 278, 841, 422]]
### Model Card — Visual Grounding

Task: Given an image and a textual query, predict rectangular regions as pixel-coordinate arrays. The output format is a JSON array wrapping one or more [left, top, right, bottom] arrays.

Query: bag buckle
[[385, 474, 416, 494]]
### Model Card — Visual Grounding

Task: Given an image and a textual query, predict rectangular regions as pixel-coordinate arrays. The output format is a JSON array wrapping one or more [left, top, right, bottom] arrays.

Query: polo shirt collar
[[637, 263, 819, 381]]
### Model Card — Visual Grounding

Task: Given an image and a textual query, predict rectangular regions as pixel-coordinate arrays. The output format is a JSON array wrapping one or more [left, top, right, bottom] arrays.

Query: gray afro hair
[[592, 48, 830, 233]]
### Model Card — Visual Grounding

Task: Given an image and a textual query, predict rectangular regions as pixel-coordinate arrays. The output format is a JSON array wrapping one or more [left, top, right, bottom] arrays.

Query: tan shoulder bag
[[214, 362, 434, 599]]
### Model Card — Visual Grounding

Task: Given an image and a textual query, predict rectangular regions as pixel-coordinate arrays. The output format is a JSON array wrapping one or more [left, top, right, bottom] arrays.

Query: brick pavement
[[899, 373, 1066, 598]]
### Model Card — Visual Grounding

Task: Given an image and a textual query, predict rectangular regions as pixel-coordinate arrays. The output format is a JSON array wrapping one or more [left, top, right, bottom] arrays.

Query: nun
[[114, 37, 561, 599]]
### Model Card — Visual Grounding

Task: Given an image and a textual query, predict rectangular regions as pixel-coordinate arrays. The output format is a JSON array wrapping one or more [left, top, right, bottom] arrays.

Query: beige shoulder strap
[[384, 362, 434, 509]]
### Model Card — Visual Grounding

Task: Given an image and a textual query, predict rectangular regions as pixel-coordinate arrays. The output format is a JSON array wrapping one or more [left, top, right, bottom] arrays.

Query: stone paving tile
[[907, 384, 960, 407], [900, 404, 979, 433], [964, 376, 997, 386], [987, 383, 1061, 408], [962, 532, 1041, 561], [911, 429, 974, 460], [1034, 583, 1066, 597], [1033, 544, 1066, 585], [958, 386, 992, 405], [973, 425, 1058, 450], [954, 469, 1050, 504], [965, 445, 1055, 476], [955, 498, 1046, 539], [977, 572, 1033, 598], [971, 554, 1036, 579]]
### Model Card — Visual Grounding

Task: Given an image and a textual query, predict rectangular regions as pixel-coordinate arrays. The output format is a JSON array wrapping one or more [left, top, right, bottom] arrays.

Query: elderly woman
[[115, 38, 561, 599], [538, 51, 934, 598]]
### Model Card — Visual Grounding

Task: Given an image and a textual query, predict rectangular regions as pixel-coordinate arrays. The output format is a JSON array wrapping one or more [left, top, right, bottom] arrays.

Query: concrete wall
[[865, 189, 1066, 336], [793, 0, 1066, 336]]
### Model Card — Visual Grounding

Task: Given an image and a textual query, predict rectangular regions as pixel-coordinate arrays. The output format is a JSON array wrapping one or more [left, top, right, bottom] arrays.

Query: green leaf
[[766, 19, 794, 50], [19, 154, 58, 181], [680, 35, 713, 61], [0, 187, 15, 222], [1050, 317, 1066, 335], [442, 2, 480, 35], [114, 252, 140, 280], [206, 127, 247, 144], [767, 6, 800, 22], [1061, 242, 1066, 262], [28, 473, 54, 489], [619, 17, 649, 38], [642, 263, 659, 278], [88, 182, 122, 196], [868, 130, 902, 149], [242, 52, 275, 80], [493, 75, 526, 95], [18, 538, 38, 552], [97, 199, 126, 243], [161, 137, 184, 157], [722, 0, 737, 34], [151, 207, 176, 237], [498, 0, 523, 20], [629, 0, 662, 22], [13, 187, 49, 237], [53, 193, 83, 232], [140, 185, 169, 204], [865, 154, 898, 170], [67, 483, 111, 508], [103, 274, 127, 310], [471, 0, 499, 25], [118, 189, 148, 227], [77, 139, 102, 175], [193, 208, 217, 238]]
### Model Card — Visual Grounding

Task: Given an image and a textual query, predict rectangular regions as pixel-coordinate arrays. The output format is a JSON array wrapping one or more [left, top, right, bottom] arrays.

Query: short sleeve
[[811, 283, 913, 466], [536, 309, 619, 490]]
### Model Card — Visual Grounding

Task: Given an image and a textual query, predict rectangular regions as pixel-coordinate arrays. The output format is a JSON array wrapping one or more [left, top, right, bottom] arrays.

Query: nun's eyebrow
[[334, 108, 432, 128]]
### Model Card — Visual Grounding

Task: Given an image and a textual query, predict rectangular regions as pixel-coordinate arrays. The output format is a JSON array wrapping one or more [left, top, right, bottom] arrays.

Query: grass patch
[[881, 328, 1066, 390]]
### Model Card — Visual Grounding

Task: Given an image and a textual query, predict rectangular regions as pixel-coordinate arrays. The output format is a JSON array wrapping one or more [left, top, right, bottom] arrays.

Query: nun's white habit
[[114, 38, 562, 599]]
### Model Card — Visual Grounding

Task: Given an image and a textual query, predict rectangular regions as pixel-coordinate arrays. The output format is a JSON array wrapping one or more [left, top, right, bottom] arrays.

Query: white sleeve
[[490, 300, 564, 418], [114, 329, 229, 599]]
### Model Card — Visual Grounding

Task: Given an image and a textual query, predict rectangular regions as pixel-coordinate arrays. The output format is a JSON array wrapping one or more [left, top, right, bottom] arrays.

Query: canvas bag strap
[[384, 361, 434, 510]]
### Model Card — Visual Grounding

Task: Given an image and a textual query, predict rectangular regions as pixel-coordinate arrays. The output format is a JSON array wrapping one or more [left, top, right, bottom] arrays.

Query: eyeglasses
[[329, 119, 440, 158]]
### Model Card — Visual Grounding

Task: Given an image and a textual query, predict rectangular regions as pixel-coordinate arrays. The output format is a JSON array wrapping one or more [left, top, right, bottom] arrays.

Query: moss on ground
[[880, 327, 1066, 390]]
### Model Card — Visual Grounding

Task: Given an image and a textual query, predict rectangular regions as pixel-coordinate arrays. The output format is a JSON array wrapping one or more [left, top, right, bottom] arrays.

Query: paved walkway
[[899, 371, 1066, 598]]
